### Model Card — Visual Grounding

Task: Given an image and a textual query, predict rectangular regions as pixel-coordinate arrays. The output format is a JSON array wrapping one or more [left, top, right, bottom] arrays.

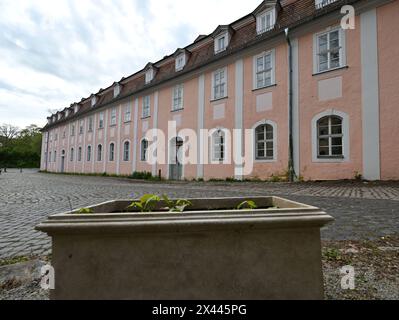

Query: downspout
[[285, 28, 296, 182]]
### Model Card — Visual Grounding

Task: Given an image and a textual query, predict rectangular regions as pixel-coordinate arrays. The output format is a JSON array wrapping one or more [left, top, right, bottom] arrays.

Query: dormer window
[[65, 109, 69, 117], [175, 54, 186, 71], [315, 0, 338, 9], [256, 9, 275, 35], [215, 33, 228, 54], [113, 83, 121, 98], [57, 113, 62, 121], [91, 95, 97, 107], [74, 104, 79, 113], [145, 68, 154, 84]]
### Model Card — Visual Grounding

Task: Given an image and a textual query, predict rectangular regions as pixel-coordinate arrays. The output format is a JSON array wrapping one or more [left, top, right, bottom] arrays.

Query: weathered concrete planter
[[36, 196, 333, 300]]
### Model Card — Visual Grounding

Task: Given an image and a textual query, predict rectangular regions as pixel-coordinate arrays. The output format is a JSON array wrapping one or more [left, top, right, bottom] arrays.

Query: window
[[315, 27, 345, 73], [254, 50, 274, 89], [212, 130, 225, 161], [175, 54, 186, 71], [78, 147, 82, 161], [99, 112, 104, 129], [256, 10, 275, 35], [142, 96, 150, 118], [79, 120, 84, 134], [70, 148, 74, 162], [70, 124, 75, 136], [91, 95, 97, 107], [172, 84, 184, 111], [214, 33, 228, 54], [87, 146, 92, 162], [141, 139, 149, 161], [317, 116, 343, 158], [110, 108, 117, 126], [49, 152, 52, 162], [97, 144, 102, 161], [255, 123, 274, 160], [54, 133, 58, 141], [114, 84, 120, 98], [53, 151, 57, 162], [109, 143, 115, 161], [124, 104, 131, 122], [315, 0, 338, 9], [212, 68, 227, 100], [145, 68, 154, 84], [123, 141, 130, 161], [88, 116, 93, 132], [62, 130, 66, 139]]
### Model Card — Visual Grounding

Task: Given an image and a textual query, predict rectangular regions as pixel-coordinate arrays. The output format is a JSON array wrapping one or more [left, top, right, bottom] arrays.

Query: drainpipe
[[285, 28, 296, 183]]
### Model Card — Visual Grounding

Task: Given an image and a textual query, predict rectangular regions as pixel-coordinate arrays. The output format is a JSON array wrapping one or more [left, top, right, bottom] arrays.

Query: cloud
[[0, 0, 261, 128]]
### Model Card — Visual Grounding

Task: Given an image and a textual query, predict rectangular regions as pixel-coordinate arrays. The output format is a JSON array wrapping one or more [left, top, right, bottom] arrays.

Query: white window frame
[[313, 26, 346, 74], [252, 120, 278, 162], [88, 116, 93, 132], [214, 32, 229, 54], [70, 148, 74, 162], [109, 143, 115, 162], [212, 67, 228, 100], [311, 109, 350, 163], [256, 9, 276, 35], [142, 96, 151, 118], [99, 112, 104, 129], [175, 54, 186, 71], [97, 144, 103, 162], [79, 120, 84, 135], [145, 68, 154, 84], [110, 108, 117, 126], [124, 104, 131, 122], [253, 49, 276, 90], [141, 139, 149, 161], [91, 96, 97, 107], [315, 0, 338, 9], [172, 84, 184, 111], [77, 147, 82, 162], [211, 130, 225, 162], [87, 145, 92, 162], [123, 140, 130, 162], [114, 84, 120, 98]]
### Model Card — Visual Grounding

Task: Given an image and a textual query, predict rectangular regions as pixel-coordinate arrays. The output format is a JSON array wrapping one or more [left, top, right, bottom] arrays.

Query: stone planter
[[36, 196, 333, 300]]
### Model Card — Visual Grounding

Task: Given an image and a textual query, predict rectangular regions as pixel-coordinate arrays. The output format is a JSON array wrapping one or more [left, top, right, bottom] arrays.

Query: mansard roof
[[43, 0, 358, 131]]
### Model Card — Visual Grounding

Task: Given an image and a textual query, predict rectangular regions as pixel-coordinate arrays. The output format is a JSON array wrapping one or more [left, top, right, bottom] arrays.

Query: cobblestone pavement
[[0, 169, 398, 259]]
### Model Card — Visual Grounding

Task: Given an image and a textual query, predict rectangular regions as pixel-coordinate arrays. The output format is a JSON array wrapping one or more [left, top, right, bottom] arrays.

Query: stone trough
[[36, 196, 333, 300]]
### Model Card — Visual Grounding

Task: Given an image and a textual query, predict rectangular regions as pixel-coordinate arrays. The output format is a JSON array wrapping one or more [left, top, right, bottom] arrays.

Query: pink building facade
[[41, 0, 399, 181]]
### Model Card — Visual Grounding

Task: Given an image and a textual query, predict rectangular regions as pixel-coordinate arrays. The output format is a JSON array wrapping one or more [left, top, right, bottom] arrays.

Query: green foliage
[[0, 124, 42, 168], [127, 194, 161, 212], [162, 194, 192, 212], [237, 200, 258, 210], [129, 171, 161, 181], [76, 207, 94, 214]]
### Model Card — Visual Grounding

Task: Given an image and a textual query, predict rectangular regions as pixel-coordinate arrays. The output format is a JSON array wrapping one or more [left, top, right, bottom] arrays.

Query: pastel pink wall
[[377, 0, 399, 180], [298, 23, 363, 180]]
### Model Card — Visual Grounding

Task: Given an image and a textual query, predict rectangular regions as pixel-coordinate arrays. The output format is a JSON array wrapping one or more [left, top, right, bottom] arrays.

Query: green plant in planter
[[127, 194, 161, 212], [236, 200, 258, 210], [162, 194, 192, 213], [76, 208, 94, 214]]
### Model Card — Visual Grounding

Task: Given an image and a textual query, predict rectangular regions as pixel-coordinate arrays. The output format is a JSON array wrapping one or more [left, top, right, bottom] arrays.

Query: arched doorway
[[169, 137, 183, 180], [60, 150, 65, 173]]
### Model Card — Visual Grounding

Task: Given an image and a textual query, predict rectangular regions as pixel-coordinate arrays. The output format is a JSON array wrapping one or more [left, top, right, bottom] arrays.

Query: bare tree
[[0, 124, 20, 146]]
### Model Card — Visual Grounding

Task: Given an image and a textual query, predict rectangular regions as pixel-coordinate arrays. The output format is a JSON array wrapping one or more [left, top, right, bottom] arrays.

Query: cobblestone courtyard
[[0, 169, 398, 259]]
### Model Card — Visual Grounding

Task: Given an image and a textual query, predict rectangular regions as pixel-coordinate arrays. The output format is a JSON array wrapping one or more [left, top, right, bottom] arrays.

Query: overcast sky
[[0, 0, 261, 128]]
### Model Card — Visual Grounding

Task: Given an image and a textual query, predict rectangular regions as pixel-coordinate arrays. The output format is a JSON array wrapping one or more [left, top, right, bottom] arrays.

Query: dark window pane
[[332, 146, 343, 156], [319, 147, 329, 156], [331, 137, 342, 146], [319, 138, 329, 147]]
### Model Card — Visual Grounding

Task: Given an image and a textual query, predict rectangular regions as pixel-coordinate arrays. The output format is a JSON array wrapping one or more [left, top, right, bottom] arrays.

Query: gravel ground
[[1, 236, 398, 300]]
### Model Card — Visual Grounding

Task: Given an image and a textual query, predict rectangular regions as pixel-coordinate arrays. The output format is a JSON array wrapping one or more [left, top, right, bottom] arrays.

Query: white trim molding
[[360, 9, 381, 180], [313, 25, 347, 75], [252, 119, 278, 163], [311, 109, 350, 163]]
